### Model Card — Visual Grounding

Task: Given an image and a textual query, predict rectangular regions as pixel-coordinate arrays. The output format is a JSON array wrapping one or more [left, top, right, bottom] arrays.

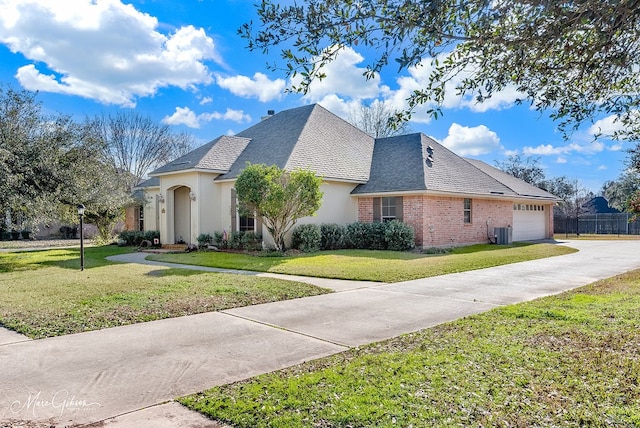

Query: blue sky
[[0, 0, 632, 192]]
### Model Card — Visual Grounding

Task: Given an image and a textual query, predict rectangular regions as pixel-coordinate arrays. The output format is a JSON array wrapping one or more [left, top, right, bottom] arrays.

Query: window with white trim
[[463, 198, 472, 224]]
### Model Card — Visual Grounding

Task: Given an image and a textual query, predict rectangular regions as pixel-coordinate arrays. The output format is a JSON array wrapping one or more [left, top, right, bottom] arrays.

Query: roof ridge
[[464, 158, 559, 200], [463, 157, 521, 195]]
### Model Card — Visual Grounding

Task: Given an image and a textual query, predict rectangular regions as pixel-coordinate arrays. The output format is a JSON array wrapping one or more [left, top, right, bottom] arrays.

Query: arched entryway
[[173, 186, 191, 244]]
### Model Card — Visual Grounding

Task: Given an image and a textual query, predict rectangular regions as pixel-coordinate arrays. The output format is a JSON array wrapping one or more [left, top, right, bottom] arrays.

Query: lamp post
[[77, 204, 85, 271]]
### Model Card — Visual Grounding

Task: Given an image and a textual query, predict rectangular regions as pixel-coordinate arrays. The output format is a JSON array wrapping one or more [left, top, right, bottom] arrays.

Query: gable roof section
[[219, 104, 374, 182], [134, 176, 160, 189], [350, 133, 428, 193], [465, 158, 559, 201], [352, 133, 518, 197], [150, 135, 251, 175]]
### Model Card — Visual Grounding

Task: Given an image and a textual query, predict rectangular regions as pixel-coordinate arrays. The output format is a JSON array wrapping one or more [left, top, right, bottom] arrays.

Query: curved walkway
[[1, 240, 639, 427]]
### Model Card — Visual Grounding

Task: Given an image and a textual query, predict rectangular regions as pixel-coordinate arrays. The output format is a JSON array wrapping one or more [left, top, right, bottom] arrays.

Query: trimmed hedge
[[197, 233, 213, 248], [212, 230, 262, 251], [384, 220, 416, 251], [320, 223, 346, 250], [291, 224, 321, 253], [292, 221, 415, 252], [118, 230, 160, 246]]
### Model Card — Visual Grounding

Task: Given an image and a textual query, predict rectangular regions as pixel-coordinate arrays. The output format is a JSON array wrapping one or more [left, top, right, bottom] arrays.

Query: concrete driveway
[[0, 239, 639, 427]]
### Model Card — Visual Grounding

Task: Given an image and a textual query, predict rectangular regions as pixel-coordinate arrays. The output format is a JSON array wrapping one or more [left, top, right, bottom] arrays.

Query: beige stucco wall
[[155, 171, 219, 244], [266, 180, 360, 248], [152, 174, 359, 248], [141, 187, 160, 232], [214, 179, 359, 249]]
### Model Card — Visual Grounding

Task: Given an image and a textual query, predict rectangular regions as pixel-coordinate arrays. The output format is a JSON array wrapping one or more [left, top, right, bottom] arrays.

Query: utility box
[[495, 227, 513, 245]]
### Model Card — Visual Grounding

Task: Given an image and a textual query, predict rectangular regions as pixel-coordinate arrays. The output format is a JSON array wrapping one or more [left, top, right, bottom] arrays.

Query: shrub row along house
[[134, 104, 558, 248]]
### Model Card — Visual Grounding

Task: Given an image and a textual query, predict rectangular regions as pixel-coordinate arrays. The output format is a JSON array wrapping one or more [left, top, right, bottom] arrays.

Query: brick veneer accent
[[358, 195, 516, 247], [124, 206, 137, 231]]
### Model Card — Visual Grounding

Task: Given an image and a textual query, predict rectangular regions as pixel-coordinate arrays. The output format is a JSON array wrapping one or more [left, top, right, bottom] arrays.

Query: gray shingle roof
[[147, 103, 557, 201], [465, 158, 559, 200], [352, 133, 559, 200], [150, 135, 251, 175], [353, 133, 515, 196], [135, 176, 160, 188], [219, 104, 374, 182]]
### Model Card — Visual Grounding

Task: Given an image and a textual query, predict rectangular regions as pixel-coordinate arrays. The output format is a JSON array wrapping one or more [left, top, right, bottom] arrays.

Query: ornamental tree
[[241, 0, 640, 140], [234, 163, 323, 251]]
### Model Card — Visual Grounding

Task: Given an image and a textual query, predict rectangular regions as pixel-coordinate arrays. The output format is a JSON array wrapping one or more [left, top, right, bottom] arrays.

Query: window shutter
[[396, 196, 403, 222], [231, 188, 237, 232], [373, 197, 381, 222]]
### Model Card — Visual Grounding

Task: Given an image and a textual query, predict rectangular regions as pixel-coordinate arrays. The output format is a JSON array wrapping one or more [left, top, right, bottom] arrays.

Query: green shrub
[[213, 231, 228, 249], [241, 231, 263, 251], [344, 222, 372, 249], [117, 230, 160, 246], [291, 224, 321, 253], [228, 231, 244, 249], [320, 223, 346, 250], [384, 220, 415, 251], [143, 230, 160, 246], [197, 233, 213, 249], [368, 222, 388, 250]]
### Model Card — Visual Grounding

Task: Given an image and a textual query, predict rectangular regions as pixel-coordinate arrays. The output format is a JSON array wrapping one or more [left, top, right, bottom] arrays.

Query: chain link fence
[[554, 213, 640, 235]]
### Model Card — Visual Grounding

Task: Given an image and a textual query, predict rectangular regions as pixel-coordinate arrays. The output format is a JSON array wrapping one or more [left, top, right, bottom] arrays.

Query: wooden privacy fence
[[554, 213, 640, 235]]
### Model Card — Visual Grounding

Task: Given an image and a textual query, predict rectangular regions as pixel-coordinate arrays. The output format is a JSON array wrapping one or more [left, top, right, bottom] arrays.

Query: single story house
[[135, 104, 558, 248]]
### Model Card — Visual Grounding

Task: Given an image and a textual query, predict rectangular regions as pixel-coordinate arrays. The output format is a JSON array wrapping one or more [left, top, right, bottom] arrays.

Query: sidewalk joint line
[[220, 311, 351, 349]]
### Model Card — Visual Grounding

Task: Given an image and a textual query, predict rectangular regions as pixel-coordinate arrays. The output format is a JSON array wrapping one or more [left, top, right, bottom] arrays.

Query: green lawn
[[150, 243, 577, 282], [180, 269, 640, 427], [0, 246, 330, 339]]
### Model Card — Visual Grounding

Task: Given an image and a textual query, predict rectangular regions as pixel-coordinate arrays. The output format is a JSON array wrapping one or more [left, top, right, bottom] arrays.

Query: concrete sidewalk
[[1, 240, 639, 427]]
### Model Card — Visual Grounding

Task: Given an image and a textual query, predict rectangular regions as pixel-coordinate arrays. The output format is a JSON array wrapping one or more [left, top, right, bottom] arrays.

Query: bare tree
[[90, 111, 193, 190], [348, 102, 411, 138], [495, 154, 545, 186]]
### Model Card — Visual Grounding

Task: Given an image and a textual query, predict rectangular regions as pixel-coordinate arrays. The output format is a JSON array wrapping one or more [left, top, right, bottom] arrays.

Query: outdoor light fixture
[[77, 204, 85, 271]]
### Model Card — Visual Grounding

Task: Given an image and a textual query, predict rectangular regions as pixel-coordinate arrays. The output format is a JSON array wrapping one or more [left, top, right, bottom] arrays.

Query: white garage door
[[513, 204, 547, 241]]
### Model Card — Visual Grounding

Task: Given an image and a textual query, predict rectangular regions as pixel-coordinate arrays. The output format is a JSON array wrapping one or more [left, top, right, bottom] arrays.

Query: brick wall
[[547, 204, 555, 238], [124, 206, 137, 231], [358, 195, 514, 248], [357, 197, 374, 223]]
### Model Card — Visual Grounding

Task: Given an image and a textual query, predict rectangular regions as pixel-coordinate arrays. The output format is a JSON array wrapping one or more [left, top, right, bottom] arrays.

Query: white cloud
[[283, 48, 522, 125], [0, 0, 218, 106], [523, 144, 565, 156], [162, 106, 201, 128], [199, 96, 213, 105], [315, 94, 362, 120], [523, 141, 605, 156], [216, 72, 285, 103], [441, 123, 502, 156], [162, 106, 250, 128], [588, 115, 625, 137], [206, 108, 251, 123], [383, 55, 524, 122], [302, 46, 387, 103], [556, 156, 567, 164]]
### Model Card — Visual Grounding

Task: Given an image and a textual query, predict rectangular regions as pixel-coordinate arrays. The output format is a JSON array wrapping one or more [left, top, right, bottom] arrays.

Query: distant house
[[582, 196, 621, 214], [137, 104, 559, 248]]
